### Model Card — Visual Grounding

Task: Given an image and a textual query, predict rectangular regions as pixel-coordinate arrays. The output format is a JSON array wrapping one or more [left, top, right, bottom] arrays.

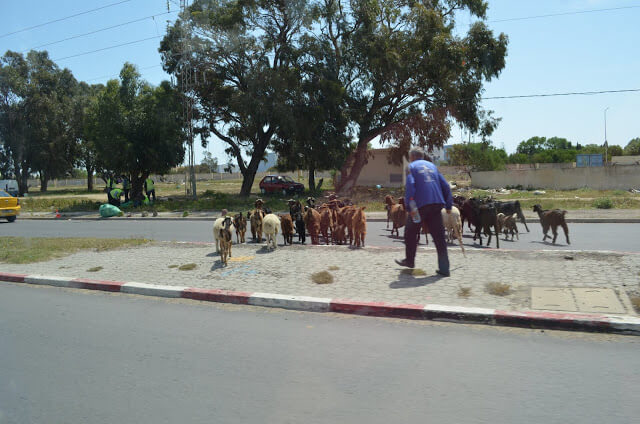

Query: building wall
[[355, 150, 404, 187], [471, 165, 640, 190], [611, 156, 640, 165]]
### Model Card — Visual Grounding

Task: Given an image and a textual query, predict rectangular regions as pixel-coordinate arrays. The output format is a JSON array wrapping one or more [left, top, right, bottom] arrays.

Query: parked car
[[0, 189, 20, 222], [259, 175, 305, 195], [0, 179, 19, 197]]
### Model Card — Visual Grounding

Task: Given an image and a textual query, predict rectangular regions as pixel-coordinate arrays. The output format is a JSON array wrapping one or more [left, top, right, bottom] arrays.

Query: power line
[[24, 11, 177, 52], [0, 0, 132, 39], [490, 5, 640, 23], [85, 64, 163, 82], [53, 36, 162, 61], [483, 88, 640, 100]]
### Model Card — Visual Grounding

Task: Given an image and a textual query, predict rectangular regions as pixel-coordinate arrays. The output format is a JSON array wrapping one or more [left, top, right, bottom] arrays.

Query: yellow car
[[0, 189, 20, 222]]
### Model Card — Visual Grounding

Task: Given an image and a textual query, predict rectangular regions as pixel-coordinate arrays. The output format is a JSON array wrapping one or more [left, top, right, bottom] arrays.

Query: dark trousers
[[146, 189, 156, 202], [404, 203, 449, 272], [107, 194, 120, 207], [124, 189, 130, 203]]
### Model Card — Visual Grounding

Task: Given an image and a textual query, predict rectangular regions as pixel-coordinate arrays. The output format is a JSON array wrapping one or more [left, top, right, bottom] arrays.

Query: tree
[[92, 63, 185, 199], [201, 151, 218, 173], [516, 136, 546, 156], [73, 82, 105, 191], [273, 56, 352, 191], [160, 0, 313, 196], [448, 141, 507, 172], [313, 0, 508, 192], [0, 50, 78, 195], [624, 138, 640, 156]]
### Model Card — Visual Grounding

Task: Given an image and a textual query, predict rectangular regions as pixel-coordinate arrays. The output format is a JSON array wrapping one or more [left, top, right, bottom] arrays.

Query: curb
[[2, 272, 639, 335]]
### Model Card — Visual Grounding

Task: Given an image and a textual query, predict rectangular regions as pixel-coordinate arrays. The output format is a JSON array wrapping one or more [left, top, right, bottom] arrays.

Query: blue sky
[[2, 0, 639, 166]]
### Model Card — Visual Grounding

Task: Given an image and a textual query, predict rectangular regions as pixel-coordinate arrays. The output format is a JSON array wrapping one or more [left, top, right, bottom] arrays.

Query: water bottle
[[409, 198, 421, 224]]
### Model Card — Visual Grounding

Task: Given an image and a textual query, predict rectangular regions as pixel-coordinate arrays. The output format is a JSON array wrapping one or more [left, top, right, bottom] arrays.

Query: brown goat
[[249, 209, 265, 242], [319, 206, 335, 245], [279, 214, 294, 245], [233, 213, 247, 243], [389, 198, 407, 237], [384, 195, 396, 229], [219, 216, 233, 266], [303, 207, 321, 245], [533, 204, 570, 244], [351, 207, 367, 247]]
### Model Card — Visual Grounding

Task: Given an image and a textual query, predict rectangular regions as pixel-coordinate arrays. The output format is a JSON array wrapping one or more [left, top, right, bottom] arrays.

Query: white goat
[[262, 213, 280, 250], [442, 206, 466, 257], [213, 216, 235, 253]]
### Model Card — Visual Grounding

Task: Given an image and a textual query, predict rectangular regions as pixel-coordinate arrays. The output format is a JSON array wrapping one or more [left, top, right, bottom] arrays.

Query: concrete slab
[[573, 288, 627, 314], [531, 288, 577, 312]]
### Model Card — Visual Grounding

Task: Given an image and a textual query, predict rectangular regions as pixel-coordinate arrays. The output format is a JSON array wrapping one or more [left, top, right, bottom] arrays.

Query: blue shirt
[[404, 159, 453, 210]]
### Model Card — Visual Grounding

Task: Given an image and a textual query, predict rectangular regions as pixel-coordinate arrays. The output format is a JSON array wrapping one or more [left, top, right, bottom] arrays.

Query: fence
[[471, 164, 640, 190]]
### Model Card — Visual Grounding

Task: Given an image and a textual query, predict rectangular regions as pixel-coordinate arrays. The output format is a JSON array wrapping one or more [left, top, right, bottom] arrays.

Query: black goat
[[494, 200, 529, 232]]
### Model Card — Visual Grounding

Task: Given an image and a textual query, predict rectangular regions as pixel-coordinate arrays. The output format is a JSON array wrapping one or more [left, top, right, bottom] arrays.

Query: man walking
[[395, 148, 453, 276]]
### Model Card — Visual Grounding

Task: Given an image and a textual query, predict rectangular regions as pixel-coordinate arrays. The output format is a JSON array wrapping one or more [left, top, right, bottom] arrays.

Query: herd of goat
[[212, 196, 367, 265], [386, 194, 570, 251], [211, 194, 570, 266]]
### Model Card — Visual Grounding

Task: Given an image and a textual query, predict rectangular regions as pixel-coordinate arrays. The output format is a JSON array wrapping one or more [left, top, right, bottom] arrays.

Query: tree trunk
[[239, 159, 261, 197], [130, 172, 147, 202], [308, 163, 316, 192], [87, 167, 94, 191], [15, 166, 28, 197], [40, 172, 48, 192], [335, 138, 370, 195], [238, 137, 270, 197]]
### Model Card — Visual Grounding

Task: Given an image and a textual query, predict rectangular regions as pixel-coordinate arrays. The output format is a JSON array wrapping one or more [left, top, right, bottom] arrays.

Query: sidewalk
[[17, 208, 640, 222], [2, 242, 639, 334]]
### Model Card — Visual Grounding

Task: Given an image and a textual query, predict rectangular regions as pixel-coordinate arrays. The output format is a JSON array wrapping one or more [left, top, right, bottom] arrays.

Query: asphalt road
[[1, 283, 638, 424], [1, 219, 637, 251]]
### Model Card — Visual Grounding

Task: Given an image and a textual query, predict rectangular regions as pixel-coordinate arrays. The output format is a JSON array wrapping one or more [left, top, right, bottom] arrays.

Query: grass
[[593, 197, 613, 209], [486, 282, 512, 296], [182, 211, 189, 217], [328, 265, 340, 271], [87, 266, 103, 272], [458, 287, 472, 298], [178, 263, 197, 271], [311, 270, 334, 284], [0, 237, 149, 264], [631, 296, 640, 314], [400, 268, 427, 276]]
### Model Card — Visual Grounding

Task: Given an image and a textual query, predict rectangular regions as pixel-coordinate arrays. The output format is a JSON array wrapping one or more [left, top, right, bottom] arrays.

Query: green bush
[[593, 198, 613, 209]]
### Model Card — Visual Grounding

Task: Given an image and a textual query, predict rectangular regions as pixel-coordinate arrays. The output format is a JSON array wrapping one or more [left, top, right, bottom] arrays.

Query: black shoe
[[436, 269, 450, 277], [395, 259, 414, 268]]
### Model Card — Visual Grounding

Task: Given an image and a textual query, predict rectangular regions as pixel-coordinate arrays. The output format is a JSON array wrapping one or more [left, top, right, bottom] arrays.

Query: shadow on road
[[389, 272, 443, 289]]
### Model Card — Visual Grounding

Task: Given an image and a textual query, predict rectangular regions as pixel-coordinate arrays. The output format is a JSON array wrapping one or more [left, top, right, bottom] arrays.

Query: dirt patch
[[178, 263, 197, 271], [311, 271, 334, 284], [486, 282, 511, 296], [458, 287, 472, 298]]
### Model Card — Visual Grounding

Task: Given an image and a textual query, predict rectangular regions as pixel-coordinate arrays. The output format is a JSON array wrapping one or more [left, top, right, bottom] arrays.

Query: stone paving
[[2, 241, 639, 313]]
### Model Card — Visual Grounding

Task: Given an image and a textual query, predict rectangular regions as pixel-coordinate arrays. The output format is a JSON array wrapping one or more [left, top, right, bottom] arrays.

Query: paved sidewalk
[[2, 242, 638, 314]]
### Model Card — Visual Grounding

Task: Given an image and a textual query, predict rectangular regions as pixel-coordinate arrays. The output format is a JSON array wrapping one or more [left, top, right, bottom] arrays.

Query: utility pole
[[604, 107, 609, 166], [179, 0, 197, 199]]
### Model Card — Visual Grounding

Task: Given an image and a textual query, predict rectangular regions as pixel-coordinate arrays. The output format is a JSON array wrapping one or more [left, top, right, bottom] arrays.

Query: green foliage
[[0, 50, 78, 194], [449, 142, 507, 171], [593, 198, 613, 209], [200, 151, 218, 173], [624, 138, 640, 156], [92, 64, 184, 199]]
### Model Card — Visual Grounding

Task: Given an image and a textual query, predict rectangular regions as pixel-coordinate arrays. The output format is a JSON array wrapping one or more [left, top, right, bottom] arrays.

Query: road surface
[[1, 283, 638, 424], [1, 219, 637, 251]]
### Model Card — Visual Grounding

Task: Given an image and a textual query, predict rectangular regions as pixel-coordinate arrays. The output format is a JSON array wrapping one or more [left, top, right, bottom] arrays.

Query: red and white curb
[[2, 272, 639, 335]]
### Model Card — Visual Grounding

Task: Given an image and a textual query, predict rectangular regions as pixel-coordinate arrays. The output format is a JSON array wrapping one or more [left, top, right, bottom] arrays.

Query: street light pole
[[604, 107, 609, 165]]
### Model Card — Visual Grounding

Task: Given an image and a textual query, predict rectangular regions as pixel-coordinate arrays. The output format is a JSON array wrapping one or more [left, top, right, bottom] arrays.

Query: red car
[[259, 175, 305, 195]]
